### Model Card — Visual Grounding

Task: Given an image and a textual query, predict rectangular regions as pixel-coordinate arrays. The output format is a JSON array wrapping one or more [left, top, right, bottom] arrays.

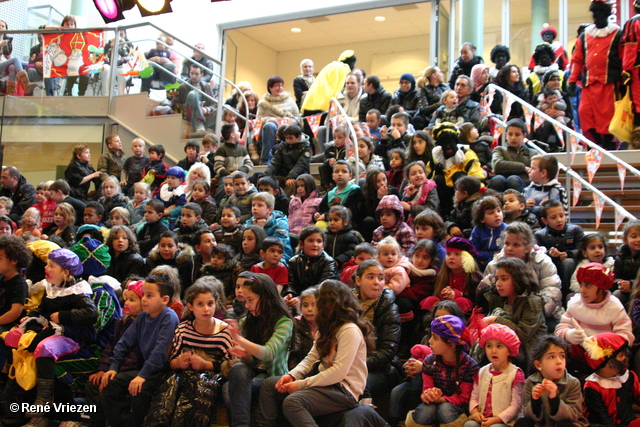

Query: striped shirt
[[170, 318, 233, 369]]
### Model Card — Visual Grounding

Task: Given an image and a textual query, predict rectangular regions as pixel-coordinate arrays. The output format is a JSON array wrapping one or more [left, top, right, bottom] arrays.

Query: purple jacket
[[288, 190, 322, 236]]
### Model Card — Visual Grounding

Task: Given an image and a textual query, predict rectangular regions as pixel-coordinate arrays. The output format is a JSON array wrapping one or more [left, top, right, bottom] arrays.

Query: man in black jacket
[[359, 75, 392, 122], [0, 166, 36, 223]]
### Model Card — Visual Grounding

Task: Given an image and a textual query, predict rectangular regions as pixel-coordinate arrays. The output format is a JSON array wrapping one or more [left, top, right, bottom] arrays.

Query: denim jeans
[[488, 174, 526, 193], [222, 362, 267, 427], [260, 121, 278, 164], [389, 375, 423, 419], [412, 401, 465, 424], [186, 90, 217, 130]]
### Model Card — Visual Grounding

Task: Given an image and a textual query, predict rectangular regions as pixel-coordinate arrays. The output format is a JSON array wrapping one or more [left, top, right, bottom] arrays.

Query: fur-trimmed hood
[[147, 242, 195, 264]]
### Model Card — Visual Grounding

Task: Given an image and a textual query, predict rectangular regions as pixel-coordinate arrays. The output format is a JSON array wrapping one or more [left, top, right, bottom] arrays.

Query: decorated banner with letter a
[[43, 31, 105, 78]]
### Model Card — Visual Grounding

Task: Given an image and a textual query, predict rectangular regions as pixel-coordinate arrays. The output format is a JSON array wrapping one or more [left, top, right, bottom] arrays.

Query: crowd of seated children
[[6, 51, 640, 426]]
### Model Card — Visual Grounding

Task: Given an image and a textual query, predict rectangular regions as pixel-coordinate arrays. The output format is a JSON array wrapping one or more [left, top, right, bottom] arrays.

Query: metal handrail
[[0, 23, 251, 140], [487, 83, 640, 179], [488, 98, 637, 223]]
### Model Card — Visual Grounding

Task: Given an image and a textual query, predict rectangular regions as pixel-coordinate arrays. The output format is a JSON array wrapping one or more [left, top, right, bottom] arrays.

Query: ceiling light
[[138, 0, 168, 13], [291, 28, 301, 33], [375, 16, 385, 22]]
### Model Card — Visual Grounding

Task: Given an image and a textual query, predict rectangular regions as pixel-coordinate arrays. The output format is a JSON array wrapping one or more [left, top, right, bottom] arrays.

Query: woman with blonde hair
[[415, 66, 449, 129]]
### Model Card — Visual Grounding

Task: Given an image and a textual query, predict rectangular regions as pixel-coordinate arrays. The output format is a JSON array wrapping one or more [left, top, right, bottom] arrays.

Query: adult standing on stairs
[[568, 0, 622, 151], [621, 0, 640, 128]]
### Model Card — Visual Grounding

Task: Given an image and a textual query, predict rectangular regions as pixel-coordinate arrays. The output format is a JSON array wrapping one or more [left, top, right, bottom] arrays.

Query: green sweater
[[241, 315, 293, 376]]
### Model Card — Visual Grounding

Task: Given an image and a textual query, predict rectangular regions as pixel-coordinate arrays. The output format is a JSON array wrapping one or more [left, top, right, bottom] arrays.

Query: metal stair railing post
[[329, 97, 360, 179], [490, 111, 637, 224]]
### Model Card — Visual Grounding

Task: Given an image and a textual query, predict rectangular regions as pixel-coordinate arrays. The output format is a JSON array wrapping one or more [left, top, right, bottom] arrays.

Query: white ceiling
[[233, 2, 431, 51]]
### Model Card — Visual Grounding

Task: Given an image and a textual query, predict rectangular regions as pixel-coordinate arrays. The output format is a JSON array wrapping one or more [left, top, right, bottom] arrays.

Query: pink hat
[[479, 324, 521, 357], [125, 280, 144, 298]]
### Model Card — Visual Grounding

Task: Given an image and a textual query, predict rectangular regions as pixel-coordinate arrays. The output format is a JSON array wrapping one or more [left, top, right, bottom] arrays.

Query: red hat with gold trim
[[582, 332, 628, 370]]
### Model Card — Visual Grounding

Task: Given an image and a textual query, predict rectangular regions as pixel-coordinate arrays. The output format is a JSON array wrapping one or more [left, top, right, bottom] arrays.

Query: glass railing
[[0, 95, 105, 188]]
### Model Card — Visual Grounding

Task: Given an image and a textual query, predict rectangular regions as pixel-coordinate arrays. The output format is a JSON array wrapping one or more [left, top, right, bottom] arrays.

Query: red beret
[[576, 262, 615, 291], [541, 26, 557, 37]]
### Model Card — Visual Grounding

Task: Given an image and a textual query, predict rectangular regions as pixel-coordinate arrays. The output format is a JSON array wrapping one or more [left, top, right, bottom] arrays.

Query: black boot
[[26, 379, 54, 417]]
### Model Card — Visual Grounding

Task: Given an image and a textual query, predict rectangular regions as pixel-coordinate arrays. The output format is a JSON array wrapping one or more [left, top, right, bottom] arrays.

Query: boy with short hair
[[365, 109, 382, 142], [489, 118, 535, 193], [251, 236, 288, 294], [340, 242, 378, 286], [377, 112, 412, 160], [175, 202, 207, 245], [198, 133, 218, 177], [189, 229, 216, 284], [319, 125, 349, 190], [245, 191, 293, 261], [502, 188, 540, 231], [142, 144, 168, 193], [214, 123, 253, 178], [49, 179, 85, 226], [136, 199, 169, 257], [257, 175, 289, 216], [0, 197, 13, 218], [228, 171, 257, 224], [534, 199, 584, 298], [99, 134, 126, 182], [524, 154, 569, 217], [177, 140, 200, 172], [264, 124, 311, 196], [212, 206, 243, 255], [121, 138, 151, 196], [372, 194, 417, 254], [101, 272, 180, 427], [155, 166, 187, 229], [84, 201, 109, 240]]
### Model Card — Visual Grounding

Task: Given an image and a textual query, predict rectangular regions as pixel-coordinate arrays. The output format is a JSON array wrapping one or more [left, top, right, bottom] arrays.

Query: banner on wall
[[43, 31, 105, 78]]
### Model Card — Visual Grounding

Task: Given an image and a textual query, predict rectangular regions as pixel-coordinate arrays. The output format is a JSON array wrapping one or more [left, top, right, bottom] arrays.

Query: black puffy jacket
[[288, 251, 337, 296], [325, 226, 362, 269], [358, 288, 401, 372], [106, 248, 145, 283], [534, 224, 584, 260]]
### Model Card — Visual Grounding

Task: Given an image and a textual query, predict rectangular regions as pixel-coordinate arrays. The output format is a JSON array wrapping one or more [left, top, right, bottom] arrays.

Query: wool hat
[[576, 262, 615, 291], [48, 248, 83, 277], [582, 332, 628, 370], [166, 166, 186, 180], [70, 236, 111, 276], [540, 26, 557, 37], [479, 324, 521, 357], [431, 315, 470, 350]]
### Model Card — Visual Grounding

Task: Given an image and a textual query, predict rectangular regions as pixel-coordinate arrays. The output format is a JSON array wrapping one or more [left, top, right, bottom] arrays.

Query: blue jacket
[[246, 210, 293, 262], [471, 222, 508, 265], [523, 179, 569, 212]]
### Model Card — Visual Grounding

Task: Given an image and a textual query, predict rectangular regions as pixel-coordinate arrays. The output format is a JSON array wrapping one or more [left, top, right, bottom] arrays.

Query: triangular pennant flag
[[250, 118, 263, 142], [570, 134, 579, 165], [573, 178, 582, 207], [523, 106, 534, 134], [585, 148, 603, 183], [534, 113, 545, 130], [328, 102, 337, 117], [618, 163, 627, 191], [615, 209, 627, 234], [553, 124, 565, 151], [503, 95, 515, 120], [305, 114, 322, 138], [492, 121, 503, 149], [593, 194, 604, 230], [486, 85, 495, 108]]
